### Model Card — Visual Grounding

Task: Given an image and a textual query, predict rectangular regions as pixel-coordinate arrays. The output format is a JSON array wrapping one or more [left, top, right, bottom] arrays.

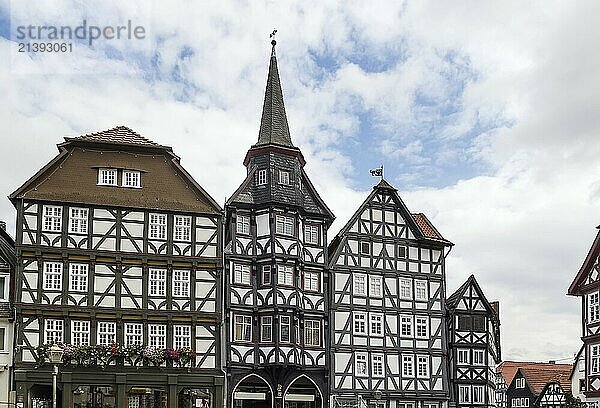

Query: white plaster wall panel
[[256, 214, 269, 236]]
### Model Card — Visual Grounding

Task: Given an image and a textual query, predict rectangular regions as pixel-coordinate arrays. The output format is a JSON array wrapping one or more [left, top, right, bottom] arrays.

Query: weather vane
[[270, 29, 277, 55]]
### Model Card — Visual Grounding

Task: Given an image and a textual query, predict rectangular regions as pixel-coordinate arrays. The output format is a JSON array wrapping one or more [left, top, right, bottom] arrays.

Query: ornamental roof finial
[[270, 29, 277, 56]]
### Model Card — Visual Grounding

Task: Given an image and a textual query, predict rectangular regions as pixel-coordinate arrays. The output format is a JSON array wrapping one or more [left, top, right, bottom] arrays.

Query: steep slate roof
[[446, 274, 497, 312], [568, 226, 600, 295], [519, 366, 572, 395], [64, 126, 165, 148], [498, 362, 573, 387], [0, 227, 15, 318]]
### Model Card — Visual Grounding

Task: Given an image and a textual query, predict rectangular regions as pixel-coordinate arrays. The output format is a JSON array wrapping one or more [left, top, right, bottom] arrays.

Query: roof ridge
[[64, 126, 167, 148]]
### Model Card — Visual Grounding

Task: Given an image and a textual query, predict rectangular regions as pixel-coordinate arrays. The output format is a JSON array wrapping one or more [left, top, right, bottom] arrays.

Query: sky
[[1, 0, 599, 362]]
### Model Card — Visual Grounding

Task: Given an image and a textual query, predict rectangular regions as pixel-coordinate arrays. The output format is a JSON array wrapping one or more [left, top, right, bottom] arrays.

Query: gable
[[569, 228, 600, 295], [448, 276, 495, 314]]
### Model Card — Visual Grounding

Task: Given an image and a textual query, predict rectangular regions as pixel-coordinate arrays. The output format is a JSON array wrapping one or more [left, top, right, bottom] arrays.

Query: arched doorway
[[283, 376, 322, 408], [232, 374, 273, 408]]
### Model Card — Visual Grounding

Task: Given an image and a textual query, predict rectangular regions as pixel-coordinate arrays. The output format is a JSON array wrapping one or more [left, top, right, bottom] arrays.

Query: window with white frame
[[515, 378, 526, 388], [43, 262, 62, 290], [69, 207, 88, 234], [278, 169, 290, 185], [417, 355, 429, 378], [122, 170, 141, 188], [372, 354, 384, 377], [400, 278, 412, 300], [360, 242, 370, 255], [174, 215, 192, 241], [43, 205, 62, 232], [173, 270, 190, 297], [304, 224, 319, 245], [44, 319, 63, 344], [397, 245, 407, 258], [370, 276, 383, 298], [356, 353, 368, 377], [236, 215, 250, 235], [173, 325, 191, 349], [0, 328, 4, 351], [261, 316, 272, 342], [149, 324, 166, 348], [399, 404, 415, 408], [256, 169, 267, 185], [98, 168, 118, 186], [415, 280, 428, 301], [400, 315, 413, 337], [354, 274, 366, 296], [277, 265, 294, 286], [149, 268, 166, 296], [354, 312, 367, 335], [513, 398, 529, 408], [124, 323, 143, 346], [0, 275, 6, 300], [590, 292, 600, 323], [459, 385, 470, 403], [415, 316, 428, 338], [304, 271, 319, 292], [280, 316, 291, 343], [402, 354, 414, 377], [97, 321, 116, 345], [304, 319, 321, 346], [458, 349, 470, 365], [473, 349, 485, 366], [262, 265, 271, 285], [149, 213, 167, 240], [591, 344, 600, 374], [234, 264, 251, 285], [473, 385, 485, 404], [71, 321, 90, 345], [69, 264, 88, 292], [370, 313, 383, 336], [234, 315, 251, 342], [275, 215, 294, 236]]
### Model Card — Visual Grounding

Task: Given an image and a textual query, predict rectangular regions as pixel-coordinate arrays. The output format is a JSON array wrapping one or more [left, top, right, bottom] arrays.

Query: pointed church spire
[[255, 35, 294, 148]]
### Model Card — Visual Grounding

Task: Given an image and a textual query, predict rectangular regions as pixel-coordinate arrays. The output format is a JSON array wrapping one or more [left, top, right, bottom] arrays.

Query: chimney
[[549, 360, 556, 364], [0, 221, 5, 231]]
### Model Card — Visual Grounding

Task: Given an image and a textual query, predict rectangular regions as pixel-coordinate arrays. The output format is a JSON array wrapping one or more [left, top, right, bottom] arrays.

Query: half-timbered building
[[224, 40, 335, 408], [10, 127, 224, 408], [568, 226, 600, 408], [446, 275, 501, 408], [0, 221, 16, 402], [505, 365, 572, 408], [328, 179, 453, 408], [570, 346, 586, 404]]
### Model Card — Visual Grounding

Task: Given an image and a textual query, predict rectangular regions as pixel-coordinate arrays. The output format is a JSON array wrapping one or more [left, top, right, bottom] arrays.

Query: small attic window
[[122, 170, 141, 188], [98, 168, 117, 186], [278, 170, 290, 185]]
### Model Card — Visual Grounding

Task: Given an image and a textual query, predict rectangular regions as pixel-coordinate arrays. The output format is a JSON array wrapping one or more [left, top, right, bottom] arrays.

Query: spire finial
[[270, 29, 277, 56]]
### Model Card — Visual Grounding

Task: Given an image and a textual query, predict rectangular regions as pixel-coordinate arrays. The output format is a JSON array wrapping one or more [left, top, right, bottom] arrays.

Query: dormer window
[[278, 170, 290, 185], [256, 169, 267, 186], [122, 170, 141, 188], [98, 168, 117, 186]]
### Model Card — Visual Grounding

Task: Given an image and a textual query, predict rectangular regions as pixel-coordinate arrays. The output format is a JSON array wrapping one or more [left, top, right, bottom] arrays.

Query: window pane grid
[[43, 206, 62, 232], [149, 214, 167, 240], [173, 270, 190, 297], [174, 216, 191, 242], [69, 208, 88, 234], [149, 269, 166, 296], [149, 324, 166, 348], [173, 325, 191, 349], [44, 262, 62, 290]]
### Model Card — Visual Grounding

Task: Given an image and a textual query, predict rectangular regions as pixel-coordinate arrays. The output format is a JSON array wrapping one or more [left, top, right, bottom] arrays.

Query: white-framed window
[[280, 315, 291, 343], [415, 280, 428, 301], [174, 215, 192, 241], [98, 168, 117, 186], [304, 271, 319, 292], [370, 276, 383, 298], [173, 325, 191, 349], [149, 213, 167, 240], [402, 354, 414, 377], [458, 349, 471, 365], [261, 316, 272, 342], [397, 245, 407, 258], [372, 354, 384, 377], [400, 278, 412, 300], [97, 321, 116, 345], [69, 207, 88, 234], [275, 215, 294, 236], [355, 353, 368, 377], [304, 224, 319, 245], [43, 205, 62, 232], [149, 268, 166, 296], [417, 355, 429, 378], [354, 312, 367, 335], [173, 270, 190, 297], [360, 242, 370, 255], [234, 315, 252, 342], [256, 169, 267, 186], [473, 385, 485, 404], [262, 265, 271, 285], [278, 169, 290, 185], [0, 275, 7, 300], [71, 321, 90, 345], [149, 324, 166, 348], [354, 273, 366, 296], [415, 316, 428, 338], [44, 319, 63, 344], [399, 404, 415, 408], [122, 170, 141, 188], [513, 398, 529, 408], [236, 215, 250, 235], [304, 319, 321, 346], [591, 344, 600, 375], [277, 265, 294, 286], [233, 264, 251, 285], [459, 385, 470, 403], [370, 313, 383, 336], [589, 292, 600, 323], [400, 315, 413, 337], [124, 323, 143, 346], [0, 327, 5, 351], [43, 262, 62, 290], [69, 263, 88, 292], [473, 349, 485, 366], [515, 377, 525, 388], [128, 396, 140, 408]]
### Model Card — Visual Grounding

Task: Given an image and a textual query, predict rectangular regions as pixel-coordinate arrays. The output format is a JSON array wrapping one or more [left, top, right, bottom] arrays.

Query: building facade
[[224, 41, 335, 408], [446, 275, 501, 408], [328, 180, 453, 408], [10, 127, 225, 408], [505, 365, 572, 408], [0, 221, 16, 404], [570, 346, 586, 404]]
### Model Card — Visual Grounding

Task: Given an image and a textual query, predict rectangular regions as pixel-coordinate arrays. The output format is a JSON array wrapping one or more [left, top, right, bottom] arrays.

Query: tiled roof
[[498, 361, 572, 387], [521, 366, 572, 394], [65, 126, 165, 148], [412, 212, 444, 240]]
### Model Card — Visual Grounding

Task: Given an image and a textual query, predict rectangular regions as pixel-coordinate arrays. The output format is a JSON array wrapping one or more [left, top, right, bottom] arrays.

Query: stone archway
[[232, 374, 274, 408], [283, 375, 323, 408]]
